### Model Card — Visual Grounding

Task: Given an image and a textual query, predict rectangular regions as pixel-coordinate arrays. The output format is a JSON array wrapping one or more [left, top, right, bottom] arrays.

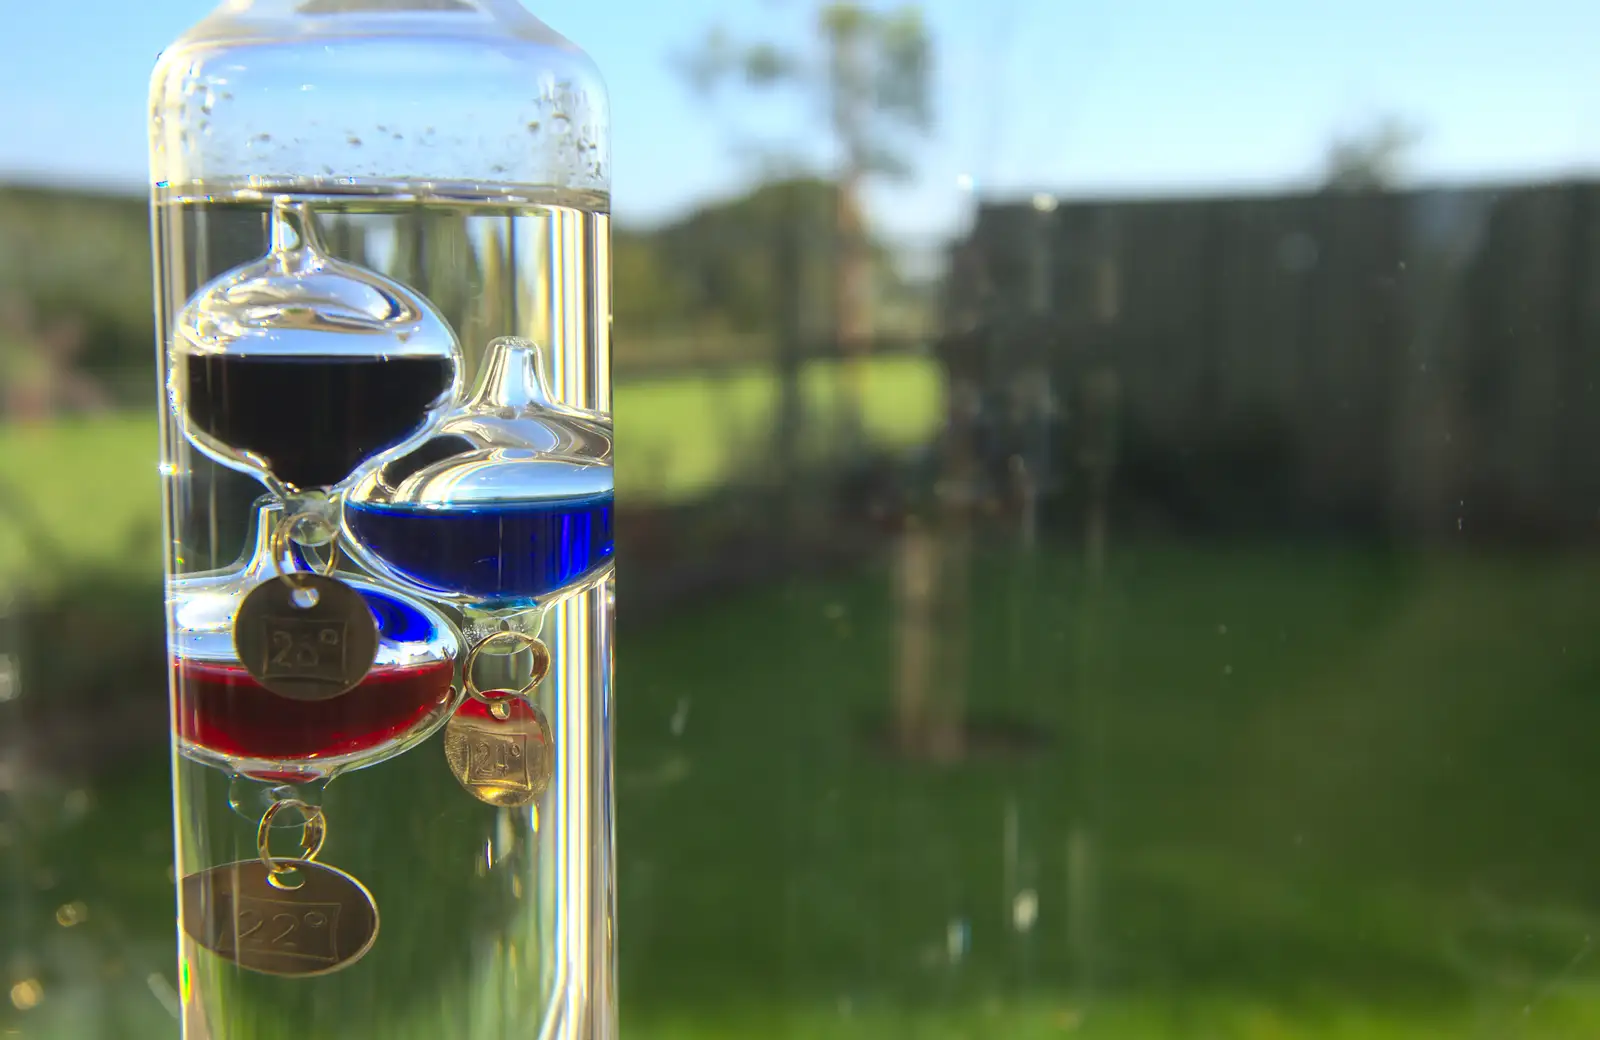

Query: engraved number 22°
[[231, 907, 329, 950]]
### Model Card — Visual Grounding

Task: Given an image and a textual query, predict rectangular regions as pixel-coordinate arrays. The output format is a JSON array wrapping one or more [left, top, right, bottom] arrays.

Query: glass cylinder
[[148, 2, 614, 1037]]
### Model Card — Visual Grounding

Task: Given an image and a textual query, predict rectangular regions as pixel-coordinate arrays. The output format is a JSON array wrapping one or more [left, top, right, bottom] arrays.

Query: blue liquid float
[[346, 492, 614, 606], [344, 336, 614, 610]]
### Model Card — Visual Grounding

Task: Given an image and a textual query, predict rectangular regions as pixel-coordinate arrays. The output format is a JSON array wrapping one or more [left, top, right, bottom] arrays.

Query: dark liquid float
[[170, 199, 460, 499], [183, 355, 454, 492]]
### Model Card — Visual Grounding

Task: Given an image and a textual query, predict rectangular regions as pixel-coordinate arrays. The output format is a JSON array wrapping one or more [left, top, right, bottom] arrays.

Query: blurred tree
[[682, 1, 933, 372], [611, 176, 919, 370], [684, 3, 941, 757], [0, 178, 896, 403], [1322, 116, 1421, 193], [615, 178, 836, 338], [0, 187, 150, 412]]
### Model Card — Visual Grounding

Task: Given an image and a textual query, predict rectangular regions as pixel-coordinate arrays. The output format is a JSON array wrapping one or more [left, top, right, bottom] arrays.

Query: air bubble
[[228, 774, 327, 825]]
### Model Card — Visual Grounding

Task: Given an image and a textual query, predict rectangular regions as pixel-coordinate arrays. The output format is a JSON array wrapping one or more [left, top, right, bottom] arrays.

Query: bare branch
[[875, 7, 932, 132], [744, 43, 803, 87], [676, 26, 739, 97]]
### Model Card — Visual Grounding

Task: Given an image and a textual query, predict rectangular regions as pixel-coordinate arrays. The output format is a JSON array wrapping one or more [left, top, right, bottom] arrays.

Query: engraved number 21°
[[475, 738, 523, 777]]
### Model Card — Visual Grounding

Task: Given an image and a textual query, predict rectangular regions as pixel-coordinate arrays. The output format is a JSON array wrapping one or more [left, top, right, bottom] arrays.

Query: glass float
[[171, 198, 462, 509], [345, 335, 614, 610], [169, 499, 461, 785], [346, 335, 611, 805]]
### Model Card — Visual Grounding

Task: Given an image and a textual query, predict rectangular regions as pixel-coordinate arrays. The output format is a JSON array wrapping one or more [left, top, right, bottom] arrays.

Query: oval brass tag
[[443, 697, 554, 807], [234, 574, 379, 701], [180, 858, 379, 977]]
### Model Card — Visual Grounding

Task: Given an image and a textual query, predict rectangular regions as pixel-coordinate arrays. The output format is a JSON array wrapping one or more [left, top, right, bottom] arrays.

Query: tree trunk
[[772, 190, 807, 536], [891, 514, 969, 763], [892, 518, 936, 755], [829, 5, 872, 438], [835, 168, 871, 441]]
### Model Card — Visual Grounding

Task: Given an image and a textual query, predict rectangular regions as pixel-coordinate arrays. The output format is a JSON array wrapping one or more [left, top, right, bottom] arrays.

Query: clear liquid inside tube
[[157, 182, 613, 1037]]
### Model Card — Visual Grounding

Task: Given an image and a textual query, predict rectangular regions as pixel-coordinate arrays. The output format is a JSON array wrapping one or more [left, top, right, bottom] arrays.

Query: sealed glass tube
[[148, 2, 613, 1036]]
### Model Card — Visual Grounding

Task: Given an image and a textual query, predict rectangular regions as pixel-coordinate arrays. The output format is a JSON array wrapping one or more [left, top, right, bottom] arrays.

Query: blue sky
[[2, 0, 1597, 238]]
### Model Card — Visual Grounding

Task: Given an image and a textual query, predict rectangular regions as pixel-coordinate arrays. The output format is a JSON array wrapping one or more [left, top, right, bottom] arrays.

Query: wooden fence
[[946, 180, 1600, 542]]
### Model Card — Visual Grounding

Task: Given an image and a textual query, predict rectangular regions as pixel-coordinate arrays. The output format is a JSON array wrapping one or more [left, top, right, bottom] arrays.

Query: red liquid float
[[452, 695, 547, 727], [175, 657, 456, 778]]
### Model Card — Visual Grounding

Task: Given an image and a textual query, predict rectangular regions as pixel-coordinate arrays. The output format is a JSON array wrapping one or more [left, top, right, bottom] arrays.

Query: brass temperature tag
[[181, 858, 379, 977], [234, 574, 378, 701], [445, 631, 554, 806], [443, 698, 554, 807]]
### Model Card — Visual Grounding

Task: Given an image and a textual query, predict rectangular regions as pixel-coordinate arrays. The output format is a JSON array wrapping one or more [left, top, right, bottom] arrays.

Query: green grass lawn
[[0, 354, 942, 590], [9, 541, 1600, 1037]]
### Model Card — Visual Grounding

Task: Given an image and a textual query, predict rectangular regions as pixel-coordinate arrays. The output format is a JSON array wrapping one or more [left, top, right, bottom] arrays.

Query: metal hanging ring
[[257, 798, 328, 890], [462, 631, 551, 706], [270, 511, 340, 587]]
